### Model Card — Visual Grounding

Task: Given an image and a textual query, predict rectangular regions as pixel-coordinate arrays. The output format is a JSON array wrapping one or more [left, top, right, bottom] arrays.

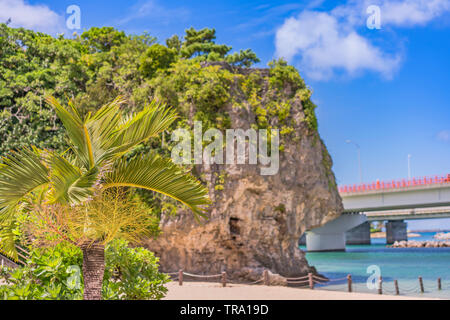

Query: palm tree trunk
[[81, 242, 105, 300]]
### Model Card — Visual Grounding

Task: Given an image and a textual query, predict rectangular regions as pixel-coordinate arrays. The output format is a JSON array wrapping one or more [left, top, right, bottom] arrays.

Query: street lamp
[[346, 140, 363, 183]]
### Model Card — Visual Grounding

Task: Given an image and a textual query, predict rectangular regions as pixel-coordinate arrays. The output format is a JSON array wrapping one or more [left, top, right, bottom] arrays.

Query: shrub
[[0, 240, 169, 300], [0, 244, 83, 300], [139, 44, 177, 78], [103, 239, 170, 300]]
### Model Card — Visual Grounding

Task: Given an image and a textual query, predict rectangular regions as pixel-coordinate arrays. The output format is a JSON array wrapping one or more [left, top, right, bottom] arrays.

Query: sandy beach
[[163, 281, 434, 300]]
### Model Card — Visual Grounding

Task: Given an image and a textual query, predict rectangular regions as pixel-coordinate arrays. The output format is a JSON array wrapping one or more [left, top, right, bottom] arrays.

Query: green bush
[[103, 239, 169, 300], [139, 44, 177, 78], [0, 240, 169, 300], [0, 244, 83, 300]]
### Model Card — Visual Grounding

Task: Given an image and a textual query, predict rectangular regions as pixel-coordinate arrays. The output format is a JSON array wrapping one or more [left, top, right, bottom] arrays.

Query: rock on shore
[[388, 240, 450, 248], [434, 232, 450, 240], [146, 63, 342, 280]]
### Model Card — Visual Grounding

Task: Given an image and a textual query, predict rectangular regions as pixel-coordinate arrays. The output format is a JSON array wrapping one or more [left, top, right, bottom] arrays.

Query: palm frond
[[46, 97, 178, 168], [0, 219, 18, 260], [45, 96, 92, 169], [111, 101, 178, 155], [102, 153, 210, 218], [46, 152, 98, 204], [0, 148, 49, 223], [85, 96, 127, 164]]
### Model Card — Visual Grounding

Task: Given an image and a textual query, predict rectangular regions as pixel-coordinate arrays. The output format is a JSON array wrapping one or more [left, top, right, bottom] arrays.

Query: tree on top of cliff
[[181, 27, 231, 59], [139, 44, 178, 78], [81, 27, 128, 52], [179, 27, 259, 67], [166, 34, 182, 52], [225, 49, 261, 67]]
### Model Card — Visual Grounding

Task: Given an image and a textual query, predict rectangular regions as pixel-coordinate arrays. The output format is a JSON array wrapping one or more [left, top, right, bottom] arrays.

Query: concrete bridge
[[302, 174, 450, 251]]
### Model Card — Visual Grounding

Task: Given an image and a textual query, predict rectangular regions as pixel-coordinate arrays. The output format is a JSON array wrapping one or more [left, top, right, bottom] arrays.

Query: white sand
[[163, 281, 436, 300]]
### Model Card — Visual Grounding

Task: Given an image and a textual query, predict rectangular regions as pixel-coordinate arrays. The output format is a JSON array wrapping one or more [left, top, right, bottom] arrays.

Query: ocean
[[300, 232, 450, 299]]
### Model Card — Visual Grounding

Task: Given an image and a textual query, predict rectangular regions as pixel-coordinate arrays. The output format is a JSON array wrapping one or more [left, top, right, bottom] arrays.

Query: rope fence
[[183, 272, 223, 278], [168, 269, 270, 287], [313, 274, 449, 296], [168, 269, 449, 297], [230, 278, 265, 285]]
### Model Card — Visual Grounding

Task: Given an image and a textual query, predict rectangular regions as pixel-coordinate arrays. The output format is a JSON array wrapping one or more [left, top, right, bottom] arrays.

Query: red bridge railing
[[339, 174, 450, 194]]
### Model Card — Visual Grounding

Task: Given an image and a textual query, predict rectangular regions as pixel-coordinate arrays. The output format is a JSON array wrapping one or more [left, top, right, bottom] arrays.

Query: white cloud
[[437, 130, 450, 142], [377, 0, 450, 26], [0, 0, 64, 33], [275, 0, 450, 80], [275, 10, 401, 80]]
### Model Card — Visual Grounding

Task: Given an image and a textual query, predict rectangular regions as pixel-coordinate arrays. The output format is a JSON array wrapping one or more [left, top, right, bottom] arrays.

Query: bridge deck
[[364, 206, 450, 221], [339, 175, 450, 214]]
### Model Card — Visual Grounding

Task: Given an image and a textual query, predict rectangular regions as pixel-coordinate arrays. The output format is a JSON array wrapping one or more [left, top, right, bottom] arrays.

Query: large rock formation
[[147, 62, 343, 280]]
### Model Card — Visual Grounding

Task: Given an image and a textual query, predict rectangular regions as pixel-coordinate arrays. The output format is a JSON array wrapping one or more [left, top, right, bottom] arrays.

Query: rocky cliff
[[147, 61, 343, 280]]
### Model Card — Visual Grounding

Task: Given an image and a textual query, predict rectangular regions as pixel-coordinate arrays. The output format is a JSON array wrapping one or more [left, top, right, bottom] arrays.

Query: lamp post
[[346, 140, 362, 184]]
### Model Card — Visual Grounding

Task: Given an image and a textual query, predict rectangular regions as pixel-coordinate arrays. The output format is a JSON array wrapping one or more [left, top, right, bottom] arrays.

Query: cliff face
[[147, 62, 343, 279]]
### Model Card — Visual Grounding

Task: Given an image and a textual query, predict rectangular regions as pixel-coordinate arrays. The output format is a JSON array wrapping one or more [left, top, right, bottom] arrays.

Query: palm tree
[[0, 96, 210, 300]]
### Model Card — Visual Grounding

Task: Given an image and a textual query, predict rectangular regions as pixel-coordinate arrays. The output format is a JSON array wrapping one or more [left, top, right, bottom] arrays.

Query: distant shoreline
[[408, 229, 450, 233], [371, 231, 421, 238]]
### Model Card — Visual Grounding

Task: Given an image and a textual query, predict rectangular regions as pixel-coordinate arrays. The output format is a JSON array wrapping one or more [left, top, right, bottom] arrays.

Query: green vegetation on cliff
[[0, 24, 318, 154]]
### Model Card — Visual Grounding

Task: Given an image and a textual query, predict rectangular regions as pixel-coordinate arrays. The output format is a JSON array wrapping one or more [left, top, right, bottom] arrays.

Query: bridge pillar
[[305, 214, 367, 252], [346, 221, 371, 245], [386, 220, 407, 244], [306, 232, 346, 252]]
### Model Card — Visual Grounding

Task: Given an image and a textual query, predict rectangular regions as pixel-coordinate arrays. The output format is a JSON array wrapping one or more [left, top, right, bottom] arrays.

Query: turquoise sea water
[[300, 232, 450, 299]]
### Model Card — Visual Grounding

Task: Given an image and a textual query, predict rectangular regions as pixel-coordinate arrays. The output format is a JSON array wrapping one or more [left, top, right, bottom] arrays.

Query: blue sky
[[2, 0, 450, 229]]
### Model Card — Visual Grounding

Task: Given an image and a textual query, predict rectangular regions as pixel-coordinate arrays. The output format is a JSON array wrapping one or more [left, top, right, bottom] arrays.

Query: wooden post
[[308, 273, 314, 289], [263, 269, 269, 286], [394, 280, 399, 295], [178, 269, 183, 286], [347, 274, 352, 292], [222, 271, 227, 287], [378, 276, 382, 295], [419, 276, 424, 293], [438, 278, 442, 290]]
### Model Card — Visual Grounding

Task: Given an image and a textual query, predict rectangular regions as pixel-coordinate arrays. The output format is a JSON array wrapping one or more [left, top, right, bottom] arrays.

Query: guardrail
[[339, 174, 450, 194]]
